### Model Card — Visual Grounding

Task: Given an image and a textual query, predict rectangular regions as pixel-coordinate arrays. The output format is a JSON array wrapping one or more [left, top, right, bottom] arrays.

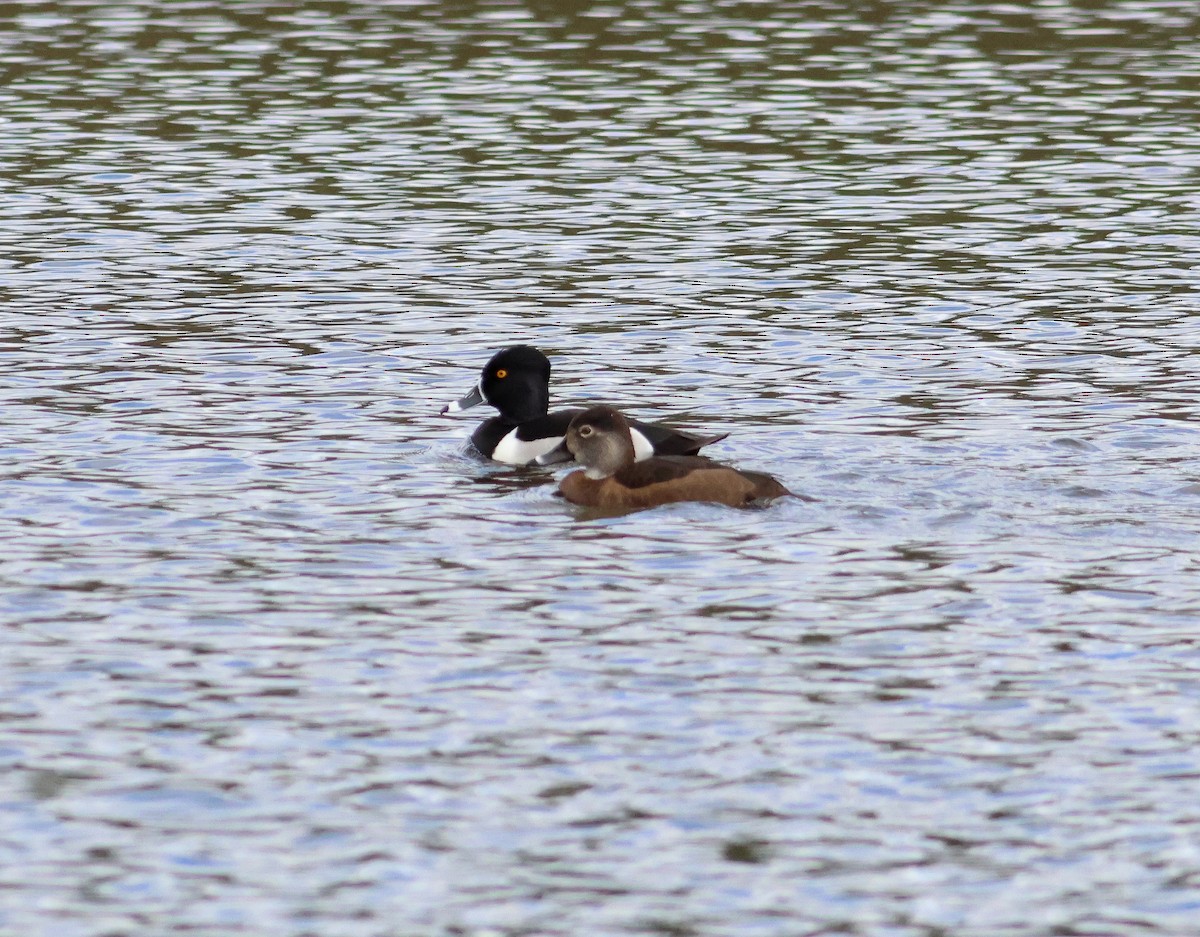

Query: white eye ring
[[577, 425, 594, 438]]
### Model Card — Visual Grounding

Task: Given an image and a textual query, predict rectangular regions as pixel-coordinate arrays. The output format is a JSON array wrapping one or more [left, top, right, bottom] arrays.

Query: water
[[3, 2, 1200, 934]]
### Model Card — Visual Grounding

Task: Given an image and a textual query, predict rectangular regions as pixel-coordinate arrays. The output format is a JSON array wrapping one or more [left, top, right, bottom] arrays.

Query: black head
[[479, 345, 552, 421], [565, 405, 636, 477], [441, 345, 552, 420]]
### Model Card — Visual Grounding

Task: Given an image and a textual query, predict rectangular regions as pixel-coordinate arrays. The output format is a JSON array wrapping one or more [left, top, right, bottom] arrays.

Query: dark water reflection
[[3, 1, 1200, 935]]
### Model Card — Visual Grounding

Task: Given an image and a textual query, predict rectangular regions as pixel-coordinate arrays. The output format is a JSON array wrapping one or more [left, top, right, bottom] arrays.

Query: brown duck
[[557, 406, 792, 510]]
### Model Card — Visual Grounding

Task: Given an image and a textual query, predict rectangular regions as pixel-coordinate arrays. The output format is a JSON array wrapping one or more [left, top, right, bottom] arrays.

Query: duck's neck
[[560, 469, 604, 505], [502, 378, 548, 422]]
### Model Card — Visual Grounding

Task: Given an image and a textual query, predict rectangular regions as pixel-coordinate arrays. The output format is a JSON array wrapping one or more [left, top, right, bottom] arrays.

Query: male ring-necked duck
[[440, 345, 727, 465], [556, 405, 792, 510]]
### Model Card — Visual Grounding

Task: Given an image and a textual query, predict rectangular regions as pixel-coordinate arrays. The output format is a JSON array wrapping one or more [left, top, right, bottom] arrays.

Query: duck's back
[[627, 422, 728, 458]]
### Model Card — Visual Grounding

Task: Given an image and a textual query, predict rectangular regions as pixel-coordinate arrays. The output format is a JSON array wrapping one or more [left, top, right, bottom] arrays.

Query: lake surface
[[3, 1, 1200, 934]]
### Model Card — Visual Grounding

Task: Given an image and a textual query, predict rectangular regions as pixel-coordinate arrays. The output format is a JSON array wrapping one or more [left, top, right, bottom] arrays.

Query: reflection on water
[[2, 1, 1200, 935]]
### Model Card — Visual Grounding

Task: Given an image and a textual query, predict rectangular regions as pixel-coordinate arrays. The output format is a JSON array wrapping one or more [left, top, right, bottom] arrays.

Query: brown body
[[560, 456, 791, 508], [558, 406, 792, 510]]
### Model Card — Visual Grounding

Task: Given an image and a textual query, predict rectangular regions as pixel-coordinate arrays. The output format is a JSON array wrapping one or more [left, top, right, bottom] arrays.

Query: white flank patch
[[492, 429, 566, 465], [630, 429, 654, 461]]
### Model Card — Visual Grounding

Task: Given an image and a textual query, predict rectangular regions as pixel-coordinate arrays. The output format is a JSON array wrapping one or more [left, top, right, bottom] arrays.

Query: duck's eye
[[495, 369, 508, 379], [577, 425, 594, 438]]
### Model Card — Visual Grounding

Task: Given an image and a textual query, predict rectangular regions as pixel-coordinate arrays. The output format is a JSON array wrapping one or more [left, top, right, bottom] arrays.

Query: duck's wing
[[612, 455, 724, 488], [627, 420, 728, 457], [615, 456, 794, 505]]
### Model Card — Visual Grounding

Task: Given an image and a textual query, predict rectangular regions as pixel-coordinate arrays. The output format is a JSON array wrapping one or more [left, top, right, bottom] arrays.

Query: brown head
[[565, 406, 638, 478]]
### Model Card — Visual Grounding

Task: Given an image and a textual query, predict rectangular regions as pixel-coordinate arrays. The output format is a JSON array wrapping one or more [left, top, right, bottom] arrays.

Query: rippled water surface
[[4, 1, 1200, 934]]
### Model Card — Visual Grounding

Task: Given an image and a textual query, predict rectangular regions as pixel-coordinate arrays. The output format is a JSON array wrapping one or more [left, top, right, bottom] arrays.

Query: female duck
[[441, 345, 726, 465], [558, 405, 792, 510]]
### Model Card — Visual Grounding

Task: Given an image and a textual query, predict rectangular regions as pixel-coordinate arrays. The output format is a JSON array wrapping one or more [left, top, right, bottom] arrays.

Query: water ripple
[[2, 1, 1200, 935]]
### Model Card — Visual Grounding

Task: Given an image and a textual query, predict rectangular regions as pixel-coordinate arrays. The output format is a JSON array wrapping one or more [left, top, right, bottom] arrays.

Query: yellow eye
[[495, 369, 508, 379]]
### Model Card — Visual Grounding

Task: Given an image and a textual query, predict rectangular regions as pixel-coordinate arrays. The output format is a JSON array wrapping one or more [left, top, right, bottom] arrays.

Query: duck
[[440, 345, 727, 465], [555, 405, 792, 510]]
